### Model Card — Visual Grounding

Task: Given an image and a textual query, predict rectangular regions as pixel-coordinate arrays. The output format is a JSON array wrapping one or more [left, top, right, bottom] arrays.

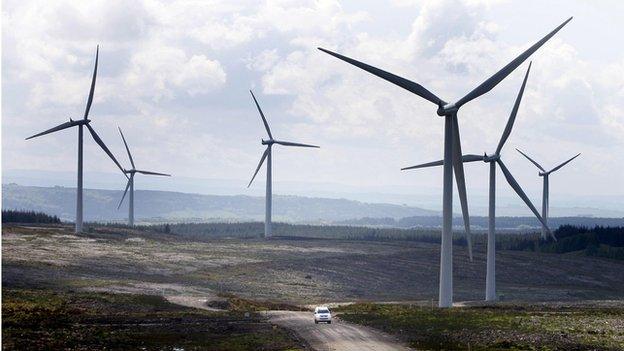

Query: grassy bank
[[2, 288, 306, 350], [336, 303, 624, 350]]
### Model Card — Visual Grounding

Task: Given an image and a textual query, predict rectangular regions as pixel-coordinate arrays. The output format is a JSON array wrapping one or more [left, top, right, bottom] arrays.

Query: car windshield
[[317, 309, 329, 314]]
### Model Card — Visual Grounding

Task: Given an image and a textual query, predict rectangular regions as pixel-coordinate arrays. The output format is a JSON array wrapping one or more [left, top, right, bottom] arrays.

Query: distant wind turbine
[[403, 63, 552, 302], [117, 127, 171, 226], [26, 46, 126, 233], [517, 149, 580, 239], [247, 90, 319, 238], [319, 17, 572, 307]]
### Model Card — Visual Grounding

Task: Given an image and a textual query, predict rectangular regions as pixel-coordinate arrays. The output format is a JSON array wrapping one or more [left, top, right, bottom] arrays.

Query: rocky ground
[[3, 224, 623, 304], [3, 223, 624, 350]]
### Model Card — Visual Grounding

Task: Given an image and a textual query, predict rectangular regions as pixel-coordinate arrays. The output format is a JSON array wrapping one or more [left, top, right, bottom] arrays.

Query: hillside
[[1, 183, 437, 223]]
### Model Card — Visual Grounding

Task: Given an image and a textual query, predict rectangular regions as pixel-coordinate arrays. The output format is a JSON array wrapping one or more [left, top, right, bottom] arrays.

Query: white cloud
[[124, 47, 226, 100], [2, 0, 623, 203]]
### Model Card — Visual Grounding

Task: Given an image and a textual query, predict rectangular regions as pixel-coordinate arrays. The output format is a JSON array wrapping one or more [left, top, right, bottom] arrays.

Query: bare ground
[[4, 224, 624, 350], [3, 224, 624, 305]]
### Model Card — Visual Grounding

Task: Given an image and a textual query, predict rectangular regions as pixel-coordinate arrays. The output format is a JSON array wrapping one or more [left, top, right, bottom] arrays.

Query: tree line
[[504, 225, 624, 260], [2, 210, 61, 224]]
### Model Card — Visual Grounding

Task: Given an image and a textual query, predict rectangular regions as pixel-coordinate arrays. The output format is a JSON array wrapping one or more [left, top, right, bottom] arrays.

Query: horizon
[[3, 169, 623, 218]]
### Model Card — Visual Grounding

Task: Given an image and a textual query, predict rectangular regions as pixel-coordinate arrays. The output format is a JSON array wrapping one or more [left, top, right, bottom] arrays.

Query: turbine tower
[[117, 127, 171, 226], [403, 63, 553, 302], [319, 17, 571, 307], [26, 46, 126, 233], [517, 149, 580, 239], [247, 90, 319, 238]]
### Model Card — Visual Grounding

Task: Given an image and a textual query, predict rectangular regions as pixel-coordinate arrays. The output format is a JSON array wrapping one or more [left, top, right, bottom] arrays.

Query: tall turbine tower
[[247, 90, 319, 238], [517, 149, 580, 239], [26, 46, 126, 233], [403, 63, 553, 302], [319, 17, 572, 307], [117, 127, 171, 226]]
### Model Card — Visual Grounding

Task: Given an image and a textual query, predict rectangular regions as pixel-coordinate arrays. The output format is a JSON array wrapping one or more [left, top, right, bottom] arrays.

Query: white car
[[314, 306, 332, 324]]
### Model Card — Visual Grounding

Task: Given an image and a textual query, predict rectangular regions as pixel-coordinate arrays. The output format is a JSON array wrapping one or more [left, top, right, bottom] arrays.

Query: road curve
[[267, 311, 415, 351]]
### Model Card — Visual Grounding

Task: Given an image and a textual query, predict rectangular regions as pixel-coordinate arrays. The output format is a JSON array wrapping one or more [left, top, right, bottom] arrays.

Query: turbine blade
[[495, 62, 532, 155], [135, 170, 171, 176], [248, 148, 269, 188], [401, 160, 444, 170], [452, 117, 473, 261], [497, 159, 553, 237], [118, 127, 135, 168], [401, 154, 483, 171], [117, 176, 131, 209], [84, 45, 99, 119], [274, 140, 320, 148], [548, 153, 580, 174], [250, 90, 273, 139], [318, 47, 445, 106], [516, 148, 545, 172], [455, 17, 572, 108], [25, 120, 82, 140], [85, 124, 126, 174]]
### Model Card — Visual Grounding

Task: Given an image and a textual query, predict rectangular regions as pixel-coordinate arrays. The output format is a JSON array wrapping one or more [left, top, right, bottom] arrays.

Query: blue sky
[[2, 0, 623, 211]]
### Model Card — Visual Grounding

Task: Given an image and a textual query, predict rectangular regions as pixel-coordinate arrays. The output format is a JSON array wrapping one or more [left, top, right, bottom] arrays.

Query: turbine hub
[[436, 103, 458, 116], [483, 153, 499, 162], [261, 139, 274, 145]]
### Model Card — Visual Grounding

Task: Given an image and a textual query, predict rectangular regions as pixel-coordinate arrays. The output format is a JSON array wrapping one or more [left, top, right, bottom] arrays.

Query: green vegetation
[[2, 209, 61, 224], [336, 303, 624, 350], [2, 289, 305, 351], [504, 225, 624, 260], [342, 215, 624, 229]]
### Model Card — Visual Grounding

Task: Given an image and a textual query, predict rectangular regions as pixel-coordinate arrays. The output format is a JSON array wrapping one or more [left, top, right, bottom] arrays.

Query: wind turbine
[[517, 149, 580, 239], [26, 46, 126, 233], [403, 63, 553, 302], [319, 17, 572, 307], [247, 90, 319, 238], [117, 127, 171, 226]]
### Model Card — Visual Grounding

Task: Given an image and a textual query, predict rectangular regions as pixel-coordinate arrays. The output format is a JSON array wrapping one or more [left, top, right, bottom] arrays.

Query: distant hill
[[1, 183, 437, 223]]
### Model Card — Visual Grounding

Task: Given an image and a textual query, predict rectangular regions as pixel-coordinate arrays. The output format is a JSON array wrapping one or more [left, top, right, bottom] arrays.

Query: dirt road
[[267, 311, 414, 351]]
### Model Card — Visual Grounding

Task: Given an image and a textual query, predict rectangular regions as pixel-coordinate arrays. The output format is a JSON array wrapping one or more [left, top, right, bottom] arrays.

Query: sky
[[2, 0, 623, 213]]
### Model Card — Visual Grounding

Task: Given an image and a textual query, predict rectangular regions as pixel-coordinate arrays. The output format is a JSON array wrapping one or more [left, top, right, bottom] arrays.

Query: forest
[[1, 210, 61, 224]]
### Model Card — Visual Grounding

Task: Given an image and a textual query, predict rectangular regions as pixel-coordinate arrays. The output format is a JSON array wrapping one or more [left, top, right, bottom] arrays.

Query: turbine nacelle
[[70, 118, 91, 125], [539, 171, 548, 177], [261, 139, 274, 146], [483, 153, 500, 163], [436, 102, 457, 116]]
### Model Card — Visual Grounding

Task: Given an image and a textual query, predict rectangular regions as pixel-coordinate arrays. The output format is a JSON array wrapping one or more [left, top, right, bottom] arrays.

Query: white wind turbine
[[247, 90, 319, 238], [26, 46, 126, 233], [117, 127, 171, 226], [319, 17, 572, 307], [517, 149, 580, 239], [403, 63, 553, 301]]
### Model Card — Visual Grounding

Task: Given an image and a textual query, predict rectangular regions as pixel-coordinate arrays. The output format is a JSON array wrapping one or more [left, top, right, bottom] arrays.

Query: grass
[[2, 288, 307, 350], [336, 303, 624, 350]]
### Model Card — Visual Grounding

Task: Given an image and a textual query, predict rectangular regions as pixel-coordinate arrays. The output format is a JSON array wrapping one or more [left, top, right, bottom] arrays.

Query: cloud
[[124, 46, 226, 100], [2, 0, 623, 201]]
